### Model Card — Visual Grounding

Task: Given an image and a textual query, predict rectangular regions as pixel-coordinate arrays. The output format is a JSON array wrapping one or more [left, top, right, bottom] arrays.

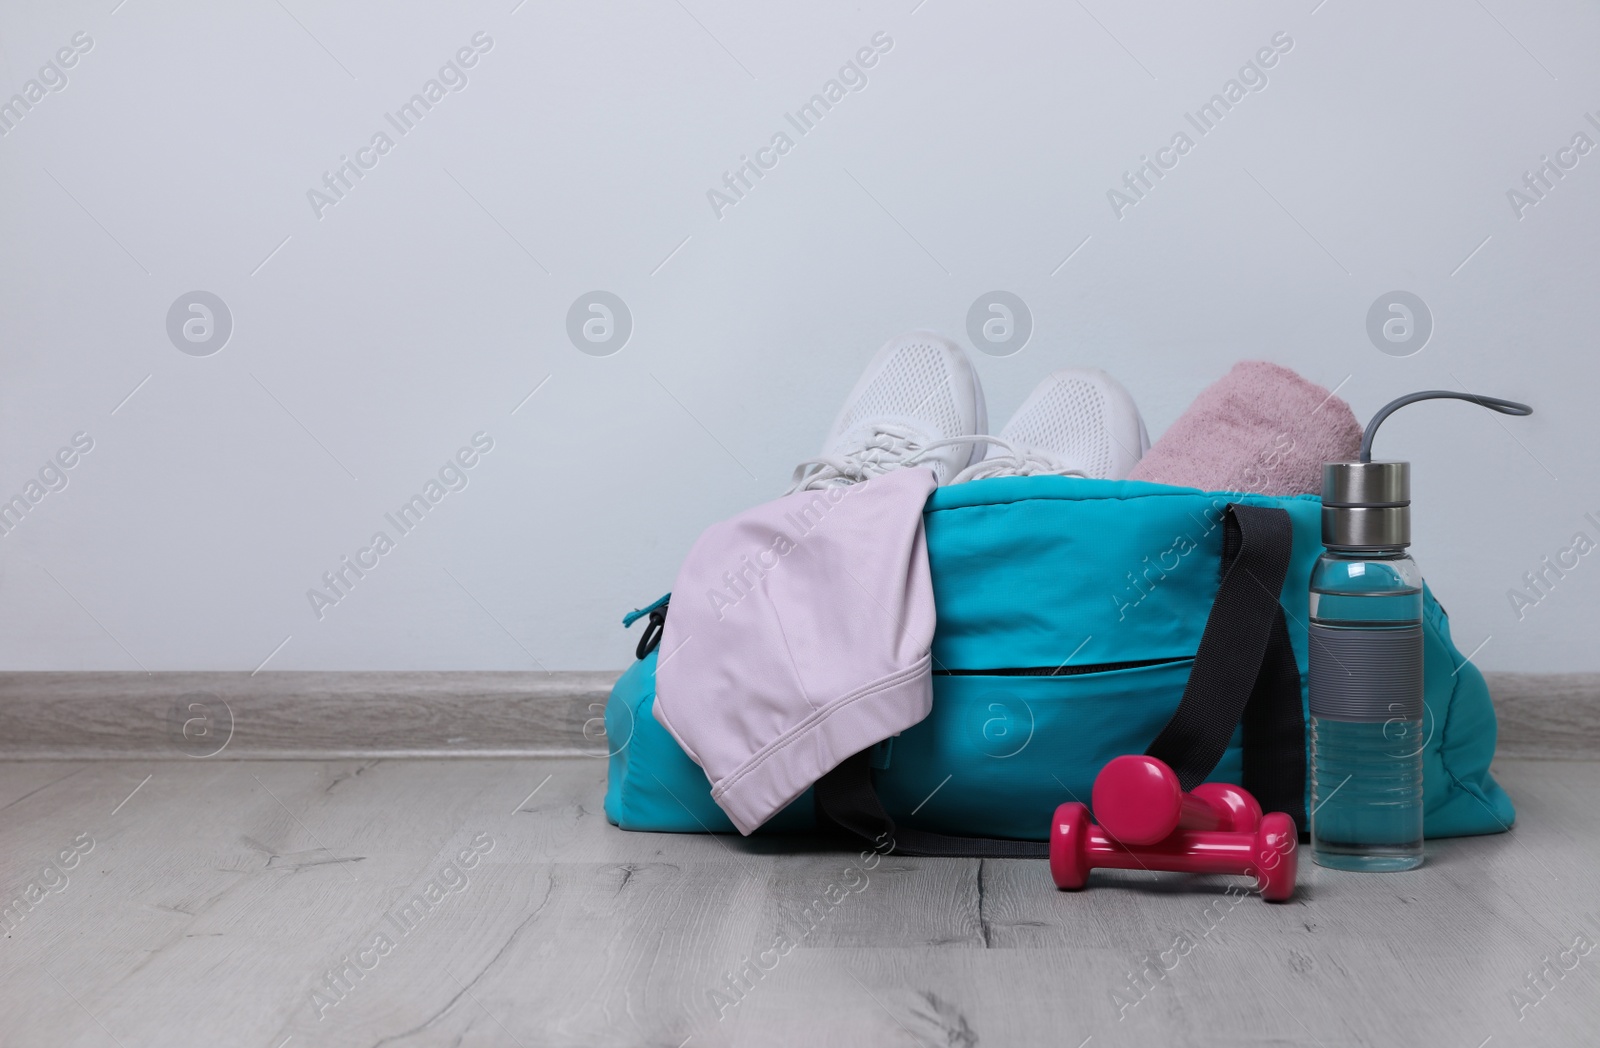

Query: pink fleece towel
[[1130, 362, 1361, 497]]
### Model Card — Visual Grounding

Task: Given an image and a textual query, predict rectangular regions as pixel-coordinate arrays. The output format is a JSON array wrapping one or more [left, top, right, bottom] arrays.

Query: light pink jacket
[[652, 468, 937, 834]]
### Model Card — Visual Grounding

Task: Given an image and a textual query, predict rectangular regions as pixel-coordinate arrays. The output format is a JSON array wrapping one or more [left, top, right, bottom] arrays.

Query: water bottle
[[1310, 391, 1532, 872], [1310, 460, 1424, 870]]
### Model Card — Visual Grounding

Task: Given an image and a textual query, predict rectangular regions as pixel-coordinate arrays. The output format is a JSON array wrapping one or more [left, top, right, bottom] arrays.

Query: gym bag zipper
[[933, 655, 1191, 677], [634, 596, 1189, 679]]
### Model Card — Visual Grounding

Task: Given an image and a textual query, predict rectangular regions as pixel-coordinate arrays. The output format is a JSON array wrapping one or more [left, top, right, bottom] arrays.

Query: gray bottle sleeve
[[1308, 624, 1423, 722]]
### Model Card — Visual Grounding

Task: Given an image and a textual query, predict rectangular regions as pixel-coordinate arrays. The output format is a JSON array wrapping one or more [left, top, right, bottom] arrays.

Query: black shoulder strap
[[1145, 503, 1306, 834], [814, 502, 1306, 856]]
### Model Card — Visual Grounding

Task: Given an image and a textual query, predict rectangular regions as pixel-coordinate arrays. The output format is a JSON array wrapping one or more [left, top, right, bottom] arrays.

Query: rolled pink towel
[[1129, 361, 1361, 496]]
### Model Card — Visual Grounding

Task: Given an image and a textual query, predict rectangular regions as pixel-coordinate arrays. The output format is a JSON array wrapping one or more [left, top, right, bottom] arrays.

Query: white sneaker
[[953, 368, 1149, 483], [787, 330, 987, 493]]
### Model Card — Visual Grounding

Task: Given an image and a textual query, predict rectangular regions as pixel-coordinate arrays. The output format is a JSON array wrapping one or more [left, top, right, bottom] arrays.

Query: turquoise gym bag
[[604, 476, 1514, 844]]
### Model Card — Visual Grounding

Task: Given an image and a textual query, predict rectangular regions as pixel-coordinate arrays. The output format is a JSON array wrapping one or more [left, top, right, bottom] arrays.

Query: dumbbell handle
[[1083, 827, 1265, 875], [1173, 794, 1230, 833], [1092, 755, 1261, 845]]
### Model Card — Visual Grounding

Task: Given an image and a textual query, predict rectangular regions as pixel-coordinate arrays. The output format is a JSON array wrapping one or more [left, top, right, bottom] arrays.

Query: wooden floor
[[2, 758, 1597, 1047]]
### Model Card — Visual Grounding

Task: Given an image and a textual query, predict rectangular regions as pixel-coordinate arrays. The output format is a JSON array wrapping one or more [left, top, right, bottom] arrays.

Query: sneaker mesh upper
[[839, 339, 964, 441], [1003, 378, 1112, 477]]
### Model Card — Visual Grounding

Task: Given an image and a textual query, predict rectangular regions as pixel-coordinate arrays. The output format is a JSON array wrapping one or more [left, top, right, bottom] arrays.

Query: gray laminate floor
[[1, 757, 1597, 1047]]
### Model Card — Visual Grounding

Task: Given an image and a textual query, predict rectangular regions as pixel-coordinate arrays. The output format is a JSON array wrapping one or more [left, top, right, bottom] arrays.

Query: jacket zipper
[[934, 655, 1191, 677]]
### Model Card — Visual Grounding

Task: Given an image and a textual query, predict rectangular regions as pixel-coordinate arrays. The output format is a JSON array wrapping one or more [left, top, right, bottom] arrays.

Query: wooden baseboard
[[0, 670, 1594, 760], [0, 672, 616, 760], [1480, 672, 1600, 760]]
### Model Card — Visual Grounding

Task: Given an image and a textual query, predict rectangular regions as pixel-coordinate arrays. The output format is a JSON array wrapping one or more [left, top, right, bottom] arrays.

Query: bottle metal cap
[[1322, 460, 1409, 506], [1322, 460, 1410, 550]]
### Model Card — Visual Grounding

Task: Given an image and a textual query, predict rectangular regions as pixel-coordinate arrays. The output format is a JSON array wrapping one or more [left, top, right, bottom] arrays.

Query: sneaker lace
[[950, 438, 1088, 484], [785, 423, 983, 494]]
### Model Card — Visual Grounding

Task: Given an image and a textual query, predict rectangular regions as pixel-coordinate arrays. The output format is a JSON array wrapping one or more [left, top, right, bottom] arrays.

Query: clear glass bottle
[[1310, 461, 1424, 871], [1308, 392, 1535, 869]]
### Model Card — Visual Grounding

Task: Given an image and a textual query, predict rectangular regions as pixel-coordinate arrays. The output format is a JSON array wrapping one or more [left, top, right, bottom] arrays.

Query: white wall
[[1, 0, 1595, 672]]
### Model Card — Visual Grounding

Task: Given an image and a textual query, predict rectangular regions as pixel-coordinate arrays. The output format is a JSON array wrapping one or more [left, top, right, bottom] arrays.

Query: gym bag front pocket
[[873, 657, 1244, 842]]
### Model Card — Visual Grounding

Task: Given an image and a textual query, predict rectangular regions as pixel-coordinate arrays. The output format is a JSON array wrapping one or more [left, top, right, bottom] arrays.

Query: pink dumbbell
[[1091, 754, 1262, 846], [1049, 801, 1298, 902]]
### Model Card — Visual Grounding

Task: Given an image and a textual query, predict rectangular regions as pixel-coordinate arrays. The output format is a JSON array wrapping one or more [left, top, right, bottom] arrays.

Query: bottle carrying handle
[[1359, 391, 1533, 462]]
